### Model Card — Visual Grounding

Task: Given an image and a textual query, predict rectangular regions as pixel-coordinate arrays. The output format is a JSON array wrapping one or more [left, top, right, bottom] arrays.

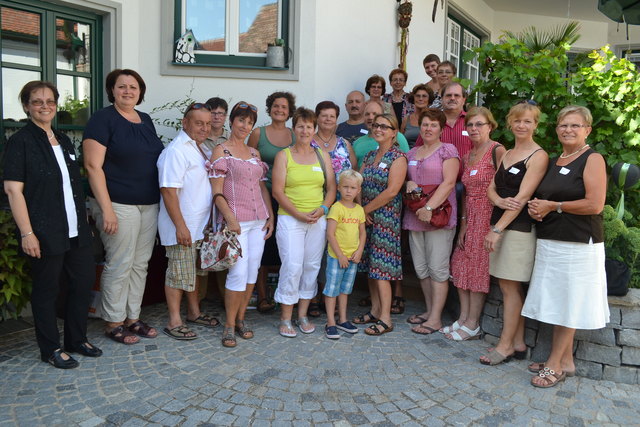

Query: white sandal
[[447, 325, 481, 341], [440, 321, 461, 334], [279, 320, 297, 338], [296, 316, 315, 334]]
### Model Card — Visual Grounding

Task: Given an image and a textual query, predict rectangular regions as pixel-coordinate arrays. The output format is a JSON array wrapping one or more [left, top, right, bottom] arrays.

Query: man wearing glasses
[[203, 97, 230, 155]]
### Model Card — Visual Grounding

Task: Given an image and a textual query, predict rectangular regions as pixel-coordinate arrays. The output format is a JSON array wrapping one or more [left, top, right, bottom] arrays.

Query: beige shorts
[[408, 229, 456, 282], [165, 241, 202, 291], [489, 228, 536, 282]]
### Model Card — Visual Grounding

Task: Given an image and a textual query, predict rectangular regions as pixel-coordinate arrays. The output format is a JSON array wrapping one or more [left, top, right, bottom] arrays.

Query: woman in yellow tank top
[[271, 107, 336, 338]]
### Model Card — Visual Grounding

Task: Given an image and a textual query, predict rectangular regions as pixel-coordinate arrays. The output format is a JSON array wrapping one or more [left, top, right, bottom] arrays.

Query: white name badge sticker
[[559, 167, 571, 175], [360, 128, 368, 134], [462, 130, 469, 136], [70, 154, 76, 160], [379, 162, 388, 169], [312, 166, 323, 172], [508, 167, 520, 175], [470, 169, 478, 176], [408, 160, 418, 166]]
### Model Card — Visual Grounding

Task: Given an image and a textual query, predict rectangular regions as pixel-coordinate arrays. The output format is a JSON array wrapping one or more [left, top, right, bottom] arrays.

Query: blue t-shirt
[[336, 121, 368, 144], [83, 105, 164, 205]]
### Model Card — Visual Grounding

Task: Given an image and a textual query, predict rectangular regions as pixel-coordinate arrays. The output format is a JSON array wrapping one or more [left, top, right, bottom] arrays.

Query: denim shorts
[[323, 254, 358, 298]]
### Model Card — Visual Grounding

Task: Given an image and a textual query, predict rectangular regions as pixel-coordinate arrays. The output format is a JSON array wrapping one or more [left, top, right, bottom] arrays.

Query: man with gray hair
[[336, 90, 368, 143]]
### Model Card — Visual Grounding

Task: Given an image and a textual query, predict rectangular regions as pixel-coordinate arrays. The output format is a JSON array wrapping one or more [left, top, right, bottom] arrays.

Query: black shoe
[[41, 349, 79, 369], [70, 342, 103, 358]]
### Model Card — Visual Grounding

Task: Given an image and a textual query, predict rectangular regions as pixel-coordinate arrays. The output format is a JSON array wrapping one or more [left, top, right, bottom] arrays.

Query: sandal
[[446, 325, 481, 341], [296, 316, 315, 334], [221, 327, 237, 347], [127, 320, 157, 338], [106, 325, 139, 345], [352, 311, 377, 325], [531, 367, 567, 388], [308, 302, 323, 318], [279, 320, 297, 338], [257, 298, 275, 314], [406, 314, 428, 325], [162, 325, 197, 341], [235, 321, 254, 339], [440, 321, 461, 334], [528, 362, 575, 377], [479, 349, 513, 366], [358, 296, 371, 307], [186, 314, 220, 328], [364, 320, 394, 336], [411, 324, 439, 335], [390, 296, 405, 314]]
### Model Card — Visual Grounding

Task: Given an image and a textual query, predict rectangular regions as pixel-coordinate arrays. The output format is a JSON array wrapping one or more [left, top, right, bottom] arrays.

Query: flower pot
[[266, 45, 286, 68]]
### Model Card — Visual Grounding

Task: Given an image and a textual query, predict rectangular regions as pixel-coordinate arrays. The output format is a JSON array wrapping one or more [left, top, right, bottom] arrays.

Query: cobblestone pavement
[[1, 295, 640, 427]]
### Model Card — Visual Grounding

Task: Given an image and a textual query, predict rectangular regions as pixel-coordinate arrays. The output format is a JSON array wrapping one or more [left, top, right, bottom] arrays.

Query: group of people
[[3, 54, 609, 389]]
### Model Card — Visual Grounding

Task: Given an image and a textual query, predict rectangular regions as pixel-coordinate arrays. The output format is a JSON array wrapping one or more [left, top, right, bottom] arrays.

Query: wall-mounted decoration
[[397, 1, 412, 70], [175, 29, 196, 63]]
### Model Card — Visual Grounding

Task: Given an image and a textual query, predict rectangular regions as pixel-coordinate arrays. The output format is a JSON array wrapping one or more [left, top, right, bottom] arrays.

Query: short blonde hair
[[557, 105, 592, 126], [507, 101, 541, 128], [338, 169, 363, 186], [466, 106, 498, 131]]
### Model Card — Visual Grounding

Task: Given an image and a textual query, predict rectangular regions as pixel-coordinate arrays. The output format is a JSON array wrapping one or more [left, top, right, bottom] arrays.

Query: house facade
[[0, 0, 638, 140]]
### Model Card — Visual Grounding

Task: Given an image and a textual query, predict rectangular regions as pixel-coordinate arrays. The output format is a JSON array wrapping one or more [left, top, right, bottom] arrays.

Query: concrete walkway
[[1, 295, 639, 426]]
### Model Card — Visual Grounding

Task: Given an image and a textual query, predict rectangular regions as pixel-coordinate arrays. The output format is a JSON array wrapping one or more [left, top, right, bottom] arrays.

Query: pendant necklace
[[316, 132, 334, 148]]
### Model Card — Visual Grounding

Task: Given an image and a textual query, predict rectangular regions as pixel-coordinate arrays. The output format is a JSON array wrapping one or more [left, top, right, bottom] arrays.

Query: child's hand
[[338, 254, 350, 269], [350, 250, 363, 264]]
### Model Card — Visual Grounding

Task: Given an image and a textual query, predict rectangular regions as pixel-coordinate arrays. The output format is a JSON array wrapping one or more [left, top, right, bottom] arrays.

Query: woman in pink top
[[210, 102, 274, 348], [403, 109, 459, 335]]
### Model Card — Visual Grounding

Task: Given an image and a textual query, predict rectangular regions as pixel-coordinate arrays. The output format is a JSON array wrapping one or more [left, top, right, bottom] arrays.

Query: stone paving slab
[[1, 294, 640, 426]]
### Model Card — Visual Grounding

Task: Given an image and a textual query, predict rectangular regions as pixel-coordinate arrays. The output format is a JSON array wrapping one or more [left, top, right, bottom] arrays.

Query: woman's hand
[[22, 234, 41, 259], [416, 207, 433, 223], [226, 217, 242, 234], [406, 180, 418, 193], [527, 198, 553, 222], [102, 207, 119, 235], [484, 229, 502, 252], [456, 221, 468, 249], [308, 207, 325, 221], [262, 217, 274, 240], [495, 197, 522, 211]]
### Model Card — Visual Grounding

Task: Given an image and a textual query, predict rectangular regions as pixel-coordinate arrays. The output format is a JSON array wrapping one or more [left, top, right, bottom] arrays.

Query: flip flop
[[163, 325, 197, 340], [406, 314, 428, 325], [186, 314, 220, 328], [411, 324, 439, 335]]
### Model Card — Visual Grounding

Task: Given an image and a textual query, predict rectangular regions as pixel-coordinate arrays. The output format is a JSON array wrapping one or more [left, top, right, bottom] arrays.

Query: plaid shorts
[[165, 241, 201, 291], [323, 254, 358, 298]]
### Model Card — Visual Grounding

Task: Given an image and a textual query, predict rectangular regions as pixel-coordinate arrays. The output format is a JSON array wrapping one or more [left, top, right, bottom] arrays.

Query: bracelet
[[491, 226, 503, 235], [321, 205, 329, 215], [21, 231, 33, 238]]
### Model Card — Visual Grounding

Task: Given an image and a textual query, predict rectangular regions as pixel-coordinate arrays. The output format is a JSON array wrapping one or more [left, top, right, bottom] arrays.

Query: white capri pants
[[274, 214, 326, 305], [225, 219, 267, 292]]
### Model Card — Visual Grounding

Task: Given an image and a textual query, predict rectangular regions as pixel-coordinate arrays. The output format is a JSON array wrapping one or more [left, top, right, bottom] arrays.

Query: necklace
[[559, 144, 588, 159], [315, 132, 334, 148], [47, 132, 55, 140]]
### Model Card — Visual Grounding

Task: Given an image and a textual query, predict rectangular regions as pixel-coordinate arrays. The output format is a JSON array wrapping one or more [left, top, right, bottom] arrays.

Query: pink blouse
[[209, 147, 270, 222], [402, 143, 459, 231]]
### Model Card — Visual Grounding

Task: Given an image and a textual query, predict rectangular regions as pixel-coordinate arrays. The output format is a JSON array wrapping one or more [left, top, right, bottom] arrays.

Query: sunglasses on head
[[184, 102, 213, 115], [518, 99, 538, 106], [235, 102, 258, 112]]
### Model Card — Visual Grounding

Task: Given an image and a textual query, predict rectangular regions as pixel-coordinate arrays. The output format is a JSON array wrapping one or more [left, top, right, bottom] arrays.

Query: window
[[174, 0, 290, 68], [445, 16, 481, 87], [0, 0, 102, 132]]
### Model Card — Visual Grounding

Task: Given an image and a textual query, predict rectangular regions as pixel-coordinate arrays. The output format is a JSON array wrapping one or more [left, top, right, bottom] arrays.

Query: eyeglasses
[[234, 102, 258, 112], [211, 111, 227, 117], [184, 102, 212, 115], [372, 123, 395, 130], [518, 99, 538, 106], [391, 78, 406, 83], [30, 99, 57, 107], [437, 70, 453, 75], [557, 124, 589, 131], [465, 122, 488, 128]]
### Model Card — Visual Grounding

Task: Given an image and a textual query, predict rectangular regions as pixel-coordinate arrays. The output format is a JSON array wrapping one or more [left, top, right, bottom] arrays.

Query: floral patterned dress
[[311, 136, 352, 182], [450, 142, 499, 293], [359, 145, 405, 280]]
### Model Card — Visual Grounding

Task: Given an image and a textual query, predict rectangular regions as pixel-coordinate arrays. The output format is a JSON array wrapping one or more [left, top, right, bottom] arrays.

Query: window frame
[[173, 0, 290, 69], [446, 15, 481, 87], [0, 0, 102, 134]]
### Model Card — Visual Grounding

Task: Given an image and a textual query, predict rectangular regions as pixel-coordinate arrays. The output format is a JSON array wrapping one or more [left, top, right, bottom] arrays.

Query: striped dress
[[359, 146, 405, 280]]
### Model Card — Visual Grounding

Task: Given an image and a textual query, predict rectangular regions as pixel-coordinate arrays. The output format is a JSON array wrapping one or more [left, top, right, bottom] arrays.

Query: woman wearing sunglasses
[[353, 113, 407, 335], [209, 102, 274, 347], [83, 69, 165, 345]]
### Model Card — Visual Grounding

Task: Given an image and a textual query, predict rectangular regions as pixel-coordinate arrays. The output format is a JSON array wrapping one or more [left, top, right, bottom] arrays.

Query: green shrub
[[0, 210, 31, 319], [603, 205, 640, 288]]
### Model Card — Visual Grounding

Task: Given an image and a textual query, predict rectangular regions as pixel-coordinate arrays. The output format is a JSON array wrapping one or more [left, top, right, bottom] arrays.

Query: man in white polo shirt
[[157, 103, 220, 340]]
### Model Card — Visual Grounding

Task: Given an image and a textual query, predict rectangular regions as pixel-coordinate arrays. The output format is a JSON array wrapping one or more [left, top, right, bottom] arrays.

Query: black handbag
[[605, 258, 630, 297]]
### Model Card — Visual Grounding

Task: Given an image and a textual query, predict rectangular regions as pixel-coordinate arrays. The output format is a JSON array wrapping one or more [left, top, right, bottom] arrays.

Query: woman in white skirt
[[523, 105, 609, 388]]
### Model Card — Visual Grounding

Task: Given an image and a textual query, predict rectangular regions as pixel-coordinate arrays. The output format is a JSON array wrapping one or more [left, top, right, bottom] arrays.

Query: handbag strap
[[313, 147, 328, 196]]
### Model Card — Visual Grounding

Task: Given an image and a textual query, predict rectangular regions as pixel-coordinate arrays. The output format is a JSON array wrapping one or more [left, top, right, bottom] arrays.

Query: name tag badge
[[408, 160, 418, 166], [470, 169, 478, 176], [462, 130, 469, 136], [360, 128, 368, 134], [559, 167, 571, 175], [69, 154, 76, 160], [312, 166, 323, 172], [508, 167, 520, 175], [378, 162, 388, 169]]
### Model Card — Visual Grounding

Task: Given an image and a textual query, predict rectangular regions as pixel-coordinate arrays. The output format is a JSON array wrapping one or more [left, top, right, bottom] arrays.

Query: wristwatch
[[491, 226, 503, 235], [425, 205, 433, 211], [556, 202, 563, 214]]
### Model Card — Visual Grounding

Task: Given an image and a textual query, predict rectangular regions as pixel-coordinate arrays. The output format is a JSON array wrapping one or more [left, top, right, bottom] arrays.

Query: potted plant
[[266, 38, 287, 68]]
